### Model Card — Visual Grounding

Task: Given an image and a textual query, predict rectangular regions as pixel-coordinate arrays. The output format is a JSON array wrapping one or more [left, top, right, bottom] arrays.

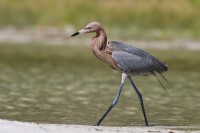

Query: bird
[[71, 21, 168, 126]]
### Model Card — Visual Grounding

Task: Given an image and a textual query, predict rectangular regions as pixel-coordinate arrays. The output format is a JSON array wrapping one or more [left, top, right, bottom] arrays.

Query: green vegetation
[[1, 0, 200, 39]]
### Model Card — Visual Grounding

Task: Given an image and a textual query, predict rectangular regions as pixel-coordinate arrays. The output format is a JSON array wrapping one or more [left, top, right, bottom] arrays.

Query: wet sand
[[0, 119, 199, 133]]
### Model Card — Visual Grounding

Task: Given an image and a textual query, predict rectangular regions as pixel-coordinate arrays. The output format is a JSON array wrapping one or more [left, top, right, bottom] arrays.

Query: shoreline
[[0, 119, 199, 133], [0, 27, 200, 50]]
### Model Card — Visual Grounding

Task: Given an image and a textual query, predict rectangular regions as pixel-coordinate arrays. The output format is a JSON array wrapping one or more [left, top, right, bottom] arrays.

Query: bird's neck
[[92, 29, 107, 50]]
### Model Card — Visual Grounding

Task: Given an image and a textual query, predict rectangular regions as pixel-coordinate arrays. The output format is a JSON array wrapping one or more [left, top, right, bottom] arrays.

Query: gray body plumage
[[109, 41, 168, 75]]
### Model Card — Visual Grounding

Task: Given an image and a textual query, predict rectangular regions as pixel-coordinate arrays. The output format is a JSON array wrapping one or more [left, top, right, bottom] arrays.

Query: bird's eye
[[85, 27, 91, 30]]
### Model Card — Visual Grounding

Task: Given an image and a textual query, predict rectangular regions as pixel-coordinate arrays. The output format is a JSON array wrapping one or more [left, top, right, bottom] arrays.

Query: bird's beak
[[71, 29, 85, 37], [71, 32, 79, 37]]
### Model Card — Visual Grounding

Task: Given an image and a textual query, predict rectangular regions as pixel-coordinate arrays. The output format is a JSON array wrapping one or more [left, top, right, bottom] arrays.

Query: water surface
[[0, 44, 199, 127]]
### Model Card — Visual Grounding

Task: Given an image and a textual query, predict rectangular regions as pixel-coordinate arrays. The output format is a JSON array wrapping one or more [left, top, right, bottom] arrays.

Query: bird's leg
[[95, 73, 127, 126], [128, 76, 149, 126]]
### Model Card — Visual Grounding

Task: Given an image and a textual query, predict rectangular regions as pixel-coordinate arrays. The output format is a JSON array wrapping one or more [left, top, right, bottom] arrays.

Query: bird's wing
[[112, 51, 154, 74], [108, 41, 167, 74]]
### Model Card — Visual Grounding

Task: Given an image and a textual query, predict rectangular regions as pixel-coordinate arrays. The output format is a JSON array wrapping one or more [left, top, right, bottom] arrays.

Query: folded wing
[[109, 41, 167, 75]]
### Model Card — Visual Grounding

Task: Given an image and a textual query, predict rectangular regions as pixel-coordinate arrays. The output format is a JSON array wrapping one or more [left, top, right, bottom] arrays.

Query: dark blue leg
[[95, 73, 127, 126], [128, 76, 149, 126]]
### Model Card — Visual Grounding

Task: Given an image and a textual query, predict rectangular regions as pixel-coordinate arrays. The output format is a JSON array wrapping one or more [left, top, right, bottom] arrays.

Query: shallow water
[[0, 44, 199, 127]]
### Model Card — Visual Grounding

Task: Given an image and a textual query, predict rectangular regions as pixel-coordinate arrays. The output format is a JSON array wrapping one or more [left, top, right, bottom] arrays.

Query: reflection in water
[[0, 62, 200, 126]]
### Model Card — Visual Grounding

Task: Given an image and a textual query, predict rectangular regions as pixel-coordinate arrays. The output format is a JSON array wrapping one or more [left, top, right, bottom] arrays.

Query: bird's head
[[71, 21, 103, 37]]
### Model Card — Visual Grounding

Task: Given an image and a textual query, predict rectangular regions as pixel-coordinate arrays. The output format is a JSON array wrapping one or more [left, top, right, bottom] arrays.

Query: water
[[0, 44, 200, 127]]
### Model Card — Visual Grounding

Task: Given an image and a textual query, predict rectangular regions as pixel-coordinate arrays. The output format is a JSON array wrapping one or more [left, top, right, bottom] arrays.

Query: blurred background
[[0, 0, 200, 128]]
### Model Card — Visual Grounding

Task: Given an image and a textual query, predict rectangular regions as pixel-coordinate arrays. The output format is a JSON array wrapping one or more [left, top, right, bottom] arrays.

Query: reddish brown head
[[71, 22, 104, 37]]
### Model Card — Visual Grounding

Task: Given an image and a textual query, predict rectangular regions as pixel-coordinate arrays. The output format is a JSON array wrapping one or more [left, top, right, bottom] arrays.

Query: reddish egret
[[71, 22, 168, 126]]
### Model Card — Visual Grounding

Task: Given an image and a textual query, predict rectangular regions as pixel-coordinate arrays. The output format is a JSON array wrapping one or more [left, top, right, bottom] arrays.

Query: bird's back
[[107, 41, 168, 75]]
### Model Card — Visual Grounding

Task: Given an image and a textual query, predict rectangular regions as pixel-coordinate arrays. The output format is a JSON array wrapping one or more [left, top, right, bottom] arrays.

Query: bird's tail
[[158, 62, 168, 73]]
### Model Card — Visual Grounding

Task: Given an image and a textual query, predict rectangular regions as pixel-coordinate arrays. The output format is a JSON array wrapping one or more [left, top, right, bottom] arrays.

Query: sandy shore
[[0, 119, 199, 133], [0, 27, 200, 50]]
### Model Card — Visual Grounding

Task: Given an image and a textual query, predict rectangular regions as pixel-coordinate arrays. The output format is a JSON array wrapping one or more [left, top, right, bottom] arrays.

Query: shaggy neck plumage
[[93, 29, 107, 50]]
